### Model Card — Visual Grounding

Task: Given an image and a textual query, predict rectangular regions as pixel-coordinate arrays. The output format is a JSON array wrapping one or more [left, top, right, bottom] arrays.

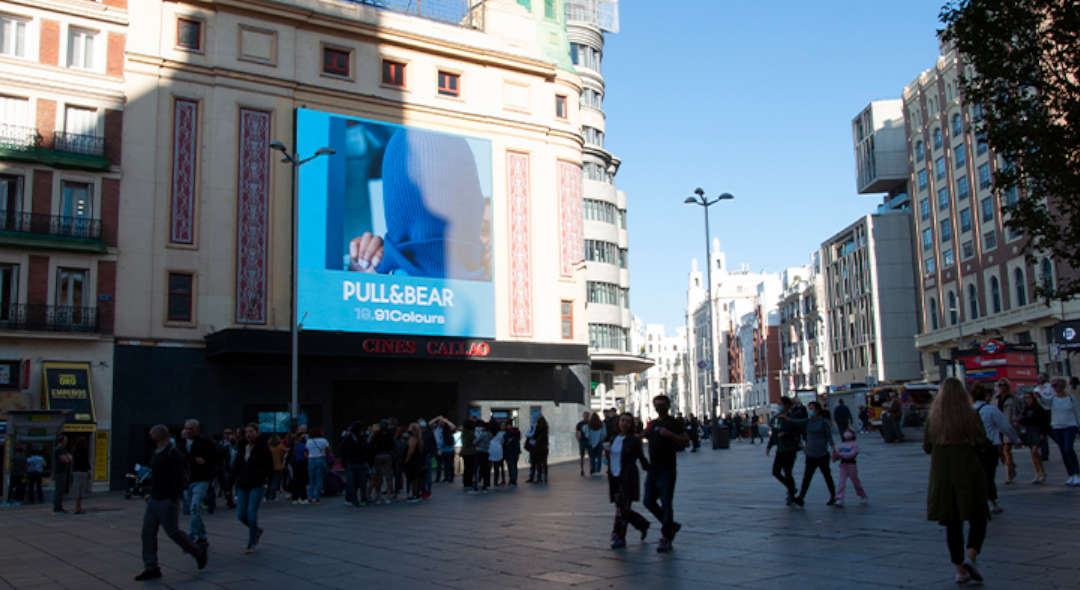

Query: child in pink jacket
[[833, 430, 867, 505]]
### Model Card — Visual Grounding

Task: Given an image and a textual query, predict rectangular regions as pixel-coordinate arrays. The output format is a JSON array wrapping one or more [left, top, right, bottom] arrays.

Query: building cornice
[[4, 0, 128, 25], [189, 0, 560, 80]]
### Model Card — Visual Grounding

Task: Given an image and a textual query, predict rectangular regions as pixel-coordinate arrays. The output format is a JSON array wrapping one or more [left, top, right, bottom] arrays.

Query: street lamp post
[[270, 140, 335, 421], [685, 187, 734, 417]]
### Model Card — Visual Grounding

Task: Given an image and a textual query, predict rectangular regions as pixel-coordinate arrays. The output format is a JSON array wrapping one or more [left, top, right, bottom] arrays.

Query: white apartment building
[[567, 1, 650, 411], [634, 323, 689, 419], [778, 261, 830, 395]]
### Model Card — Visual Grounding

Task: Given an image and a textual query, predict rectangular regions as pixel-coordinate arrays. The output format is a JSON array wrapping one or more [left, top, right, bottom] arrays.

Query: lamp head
[[684, 197, 697, 204], [694, 187, 705, 197], [315, 147, 336, 157], [718, 193, 735, 200], [269, 141, 288, 153]]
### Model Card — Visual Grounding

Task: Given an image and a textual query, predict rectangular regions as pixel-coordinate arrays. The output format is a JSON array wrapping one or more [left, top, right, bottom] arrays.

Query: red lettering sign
[[361, 338, 488, 358]]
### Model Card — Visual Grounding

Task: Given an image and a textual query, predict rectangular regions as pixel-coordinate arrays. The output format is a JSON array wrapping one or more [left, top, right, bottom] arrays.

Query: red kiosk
[[957, 340, 1039, 387]]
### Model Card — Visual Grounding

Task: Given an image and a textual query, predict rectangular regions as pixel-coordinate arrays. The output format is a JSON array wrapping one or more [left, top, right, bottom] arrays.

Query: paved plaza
[[2, 431, 1079, 589]]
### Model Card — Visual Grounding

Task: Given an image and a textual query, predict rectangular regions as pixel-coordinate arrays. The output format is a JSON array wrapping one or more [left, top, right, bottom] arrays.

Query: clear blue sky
[[603, 1, 948, 332]]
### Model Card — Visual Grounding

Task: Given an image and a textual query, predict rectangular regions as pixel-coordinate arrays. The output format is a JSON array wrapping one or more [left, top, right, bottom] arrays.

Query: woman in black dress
[[607, 413, 650, 548]]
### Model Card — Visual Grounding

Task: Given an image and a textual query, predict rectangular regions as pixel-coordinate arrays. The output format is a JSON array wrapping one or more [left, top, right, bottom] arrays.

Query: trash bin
[[714, 427, 730, 449]]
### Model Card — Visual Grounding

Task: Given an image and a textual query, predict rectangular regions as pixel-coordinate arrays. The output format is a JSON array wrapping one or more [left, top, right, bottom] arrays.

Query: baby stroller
[[124, 464, 152, 499]]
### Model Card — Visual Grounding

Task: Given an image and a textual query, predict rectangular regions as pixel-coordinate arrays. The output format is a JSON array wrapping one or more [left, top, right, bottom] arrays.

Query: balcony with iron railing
[[0, 123, 109, 170], [0, 304, 100, 333], [337, 0, 485, 28]]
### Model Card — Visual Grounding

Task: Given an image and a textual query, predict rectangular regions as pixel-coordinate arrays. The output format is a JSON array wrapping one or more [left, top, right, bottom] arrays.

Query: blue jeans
[[186, 481, 210, 541], [308, 458, 327, 500], [345, 464, 369, 506], [235, 487, 265, 548], [266, 471, 282, 500], [439, 451, 454, 482], [1050, 426, 1080, 476], [643, 467, 677, 540], [423, 456, 433, 494], [588, 444, 603, 473]]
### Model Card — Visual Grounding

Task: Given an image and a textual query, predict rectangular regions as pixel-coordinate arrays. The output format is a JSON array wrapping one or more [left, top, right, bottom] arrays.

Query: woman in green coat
[[924, 377, 990, 585]]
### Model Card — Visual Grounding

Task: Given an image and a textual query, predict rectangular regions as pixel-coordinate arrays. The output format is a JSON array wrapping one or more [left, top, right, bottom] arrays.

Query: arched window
[[968, 284, 979, 320], [948, 290, 958, 325], [929, 297, 939, 330], [990, 276, 1001, 313], [915, 141, 925, 162], [1041, 258, 1054, 294], [934, 128, 943, 149], [1014, 268, 1027, 306], [952, 113, 963, 137]]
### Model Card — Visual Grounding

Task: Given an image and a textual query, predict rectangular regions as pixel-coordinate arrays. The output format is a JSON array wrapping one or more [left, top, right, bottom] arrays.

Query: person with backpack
[[767, 397, 805, 505], [339, 422, 370, 508], [472, 420, 493, 493], [489, 421, 506, 486], [971, 383, 1019, 513], [433, 417, 456, 483]]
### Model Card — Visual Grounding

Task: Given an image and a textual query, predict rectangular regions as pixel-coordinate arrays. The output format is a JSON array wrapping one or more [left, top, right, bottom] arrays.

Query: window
[[582, 126, 604, 147], [954, 145, 966, 168], [976, 135, 988, 155], [933, 128, 943, 149], [982, 230, 997, 251], [980, 197, 994, 222], [544, 0, 557, 20], [0, 14, 28, 58], [1014, 267, 1027, 306], [555, 94, 567, 118], [968, 284, 979, 320], [915, 141, 925, 162], [978, 164, 991, 188], [959, 208, 972, 233], [570, 42, 601, 71], [589, 323, 628, 352], [67, 27, 96, 69], [59, 181, 93, 237], [176, 18, 201, 51], [618, 209, 626, 229], [952, 113, 963, 137], [0, 263, 17, 322], [167, 272, 193, 322], [957, 176, 970, 200], [919, 198, 930, 220], [0, 174, 24, 231], [584, 199, 617, 223], [322, 47, 349, 77], [942, 248, 954, 268], [560, 300, 572, 339], [939, 218, 952, 241], [924, 256, 936, 276], [381, 59, 406, 87], [922, 228, 933, 250], [990, 276, 1001, 313], [587, 281, 619, 305], [584, 239, 619, 264], [948, 291, 957, 324], [929, 297, 938, 330], [437, 71, 460, 97], [918, 169, 928, 190], [961, 240, 974, 260], [55, 267, 87, 325], [580, 87, 602, 110], [1041, 258, 1054, 294], [935, 157, 946, 180], [937, 187, 950, 210], [1003, 186, 1018, 207], [619, 248, 628, 269], [972, 104, 984, 121]]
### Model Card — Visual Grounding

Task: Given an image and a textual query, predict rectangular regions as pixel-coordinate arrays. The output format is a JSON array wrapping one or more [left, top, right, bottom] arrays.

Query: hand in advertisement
[[348, 233, 384, 272]]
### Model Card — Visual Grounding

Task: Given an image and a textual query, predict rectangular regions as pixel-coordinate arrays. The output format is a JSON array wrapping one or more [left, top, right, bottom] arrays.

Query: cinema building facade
[[108, 0, 592, 487]]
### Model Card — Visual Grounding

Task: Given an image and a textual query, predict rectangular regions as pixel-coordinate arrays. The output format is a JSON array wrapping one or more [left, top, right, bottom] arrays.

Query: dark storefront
[[110, 329, 588, 488]]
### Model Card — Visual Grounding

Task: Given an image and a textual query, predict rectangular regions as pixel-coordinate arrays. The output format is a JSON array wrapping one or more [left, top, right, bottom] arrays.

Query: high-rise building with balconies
[[565, 1, 649, 410]]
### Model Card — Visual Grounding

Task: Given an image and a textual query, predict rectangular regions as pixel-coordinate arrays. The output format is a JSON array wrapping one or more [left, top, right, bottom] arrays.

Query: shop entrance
[[332, 381, 458, 435]]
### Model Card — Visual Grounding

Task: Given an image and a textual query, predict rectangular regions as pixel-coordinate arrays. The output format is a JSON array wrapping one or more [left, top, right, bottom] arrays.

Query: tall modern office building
[[566, 1, 649, 410]]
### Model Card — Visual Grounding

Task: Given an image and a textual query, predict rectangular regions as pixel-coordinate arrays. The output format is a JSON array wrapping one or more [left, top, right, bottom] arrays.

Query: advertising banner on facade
[[41, 361, 95, 430], [296, 108, 494, 337]]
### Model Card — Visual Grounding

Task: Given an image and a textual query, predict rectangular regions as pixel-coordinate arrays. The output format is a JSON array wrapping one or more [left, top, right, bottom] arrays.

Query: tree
[[940, 0, 1080, 300]]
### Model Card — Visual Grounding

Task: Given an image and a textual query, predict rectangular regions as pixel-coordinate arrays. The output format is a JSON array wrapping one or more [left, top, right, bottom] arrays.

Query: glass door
[[55, 267, 87, 326], [0, 174, 22, 231], [59, 181, 93, 237]]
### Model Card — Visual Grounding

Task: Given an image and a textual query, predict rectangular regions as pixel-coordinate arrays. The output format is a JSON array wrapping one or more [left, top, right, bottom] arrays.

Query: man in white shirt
[[973, 383, 1019, 514]]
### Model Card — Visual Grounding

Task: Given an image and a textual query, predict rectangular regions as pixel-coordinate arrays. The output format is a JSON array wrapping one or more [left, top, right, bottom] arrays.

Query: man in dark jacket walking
[[136, 425, 207, 581], [339, 422, 370, 507], [833, 400, 853, 435], [420, 419, 437, 498], [181, 419, 217, 547], [233, 423, 272, 554], [643, 395, 689, 553]]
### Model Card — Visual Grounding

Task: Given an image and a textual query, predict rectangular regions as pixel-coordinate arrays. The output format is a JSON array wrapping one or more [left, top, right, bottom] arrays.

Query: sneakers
[[792, 496, 805, 507], [833, 499, 844, 507], [244, 546, 255, 555], [826, 497, 838, 507], [785, 494, 794, 506], [962, 558, 983, 584], [196, 545, 208, 570], [955, 572, 971, 585], [610, 538, 626, 549], [1067, 475, 1080, 486], [656, 538, 673, 553], [134, 568, 163, 581], [990, 502, 1004, 514], [254, 528, 263, 547]]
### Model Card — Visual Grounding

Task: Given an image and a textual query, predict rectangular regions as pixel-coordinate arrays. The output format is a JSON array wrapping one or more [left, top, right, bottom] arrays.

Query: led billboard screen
[[296, 108, 494, 337]]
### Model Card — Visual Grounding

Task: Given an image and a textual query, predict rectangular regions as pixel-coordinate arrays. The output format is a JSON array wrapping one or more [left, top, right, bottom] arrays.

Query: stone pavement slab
[[1, 430, 1079, 589]]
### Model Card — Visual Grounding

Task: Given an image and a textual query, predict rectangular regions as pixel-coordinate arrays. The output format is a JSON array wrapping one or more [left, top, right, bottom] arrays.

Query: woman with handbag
[[923, 378, 991, 585], [607, 413, 650, 548]]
